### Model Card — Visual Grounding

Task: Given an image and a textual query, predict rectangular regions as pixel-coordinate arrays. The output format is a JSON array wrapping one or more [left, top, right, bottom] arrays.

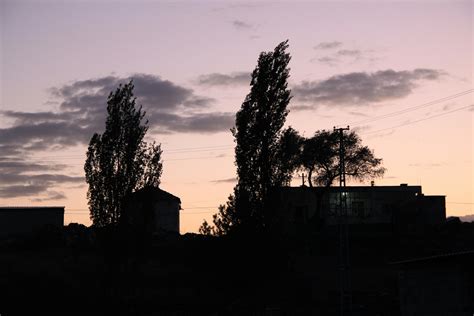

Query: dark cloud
[[0, 158, 84, 199], [0, 74, 235, 199], [232, 20, 252, 29], [314, 41, 342, 50], [1, 73, 233, 157], [152, 112, 235, 134], [196, 72, 250, 86], [0, 158, 66, 173], [210, 177, 237, 184], [293, 69, 445, 108], [0, 185, 50, 198]]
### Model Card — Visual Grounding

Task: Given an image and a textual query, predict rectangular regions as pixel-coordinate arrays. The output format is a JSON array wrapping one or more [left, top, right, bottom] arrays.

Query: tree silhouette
[[301, 130, 385, 187], [84, 81, 163, 227], [199, 195, 237, 236], [199, 40, 293, 235]]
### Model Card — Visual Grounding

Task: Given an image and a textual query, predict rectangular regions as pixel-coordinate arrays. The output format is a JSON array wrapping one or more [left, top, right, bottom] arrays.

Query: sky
[[1, 0, 472, 233]]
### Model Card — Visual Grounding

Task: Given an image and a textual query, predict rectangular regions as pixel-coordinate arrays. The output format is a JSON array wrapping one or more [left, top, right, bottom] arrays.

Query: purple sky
[[1, 0, 472, 232]]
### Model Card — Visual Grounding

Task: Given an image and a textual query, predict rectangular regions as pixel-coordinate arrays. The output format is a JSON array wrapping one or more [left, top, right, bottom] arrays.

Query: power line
[[1, 145, 234, 161], [447, 202, 474, 205], [361, 104, 473, 135], [348, 89, 473, 127]]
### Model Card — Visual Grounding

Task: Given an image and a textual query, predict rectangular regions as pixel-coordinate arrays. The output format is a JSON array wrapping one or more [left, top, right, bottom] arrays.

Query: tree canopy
[[84, 81, 163, 227], [299, 130, 385, 187]]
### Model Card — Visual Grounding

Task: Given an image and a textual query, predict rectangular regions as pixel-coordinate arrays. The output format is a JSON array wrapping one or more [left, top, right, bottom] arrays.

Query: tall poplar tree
[[232, 40, 292, 231], [84, 81, 163, 227]]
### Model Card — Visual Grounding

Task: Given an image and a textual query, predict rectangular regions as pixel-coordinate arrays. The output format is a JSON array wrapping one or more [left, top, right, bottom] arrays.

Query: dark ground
[[1, 220, 473, 315]]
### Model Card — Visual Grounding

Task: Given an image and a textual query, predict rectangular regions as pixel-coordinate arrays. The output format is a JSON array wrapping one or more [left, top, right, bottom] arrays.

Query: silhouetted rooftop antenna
[[334, 125, 352, 315]]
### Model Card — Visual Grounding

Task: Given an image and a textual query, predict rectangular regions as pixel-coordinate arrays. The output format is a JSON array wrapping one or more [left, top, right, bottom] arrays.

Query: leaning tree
[[200, 40, 294, 235]]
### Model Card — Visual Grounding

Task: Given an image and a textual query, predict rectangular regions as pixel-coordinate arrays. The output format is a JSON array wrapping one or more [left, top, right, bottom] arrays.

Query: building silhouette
[[123, 186, 181, 234], [0, 206, 64, 236], [269, 184, 445, 233]]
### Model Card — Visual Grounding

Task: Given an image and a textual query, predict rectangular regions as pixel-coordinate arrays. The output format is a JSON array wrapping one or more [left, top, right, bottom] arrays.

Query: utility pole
[[334, 126, 352, 316]]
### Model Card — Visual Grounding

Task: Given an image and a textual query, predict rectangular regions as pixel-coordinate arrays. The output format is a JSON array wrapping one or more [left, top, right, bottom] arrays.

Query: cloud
[[314, 41, 342, 50], [196, 72, 250, 86], [312, 50, 363, 66], [349, 111, 369, 117], [0, 158, 84, 199], [312, 43, 380, 66], [0, 74, 235, 198], [30, 191, 67, 202], [292, 69, 445, 108], [1, 73, 233, 156], [152, 112, 235, 134], [210, 177, 237, 184], [336, 49, 362, 58], [313, 56, 339, 66], [232, 20, 252, 29]]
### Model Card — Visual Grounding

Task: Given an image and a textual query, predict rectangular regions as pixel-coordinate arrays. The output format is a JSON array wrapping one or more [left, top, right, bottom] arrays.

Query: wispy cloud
[[232, 20, 252, 29], [312, 42, 379, 66], [196, 72, 250, 86], [336, 49, 362, 57], [30, 191, 67, 202], [314, 41, 342, 50], [210, 177, 236, 184]]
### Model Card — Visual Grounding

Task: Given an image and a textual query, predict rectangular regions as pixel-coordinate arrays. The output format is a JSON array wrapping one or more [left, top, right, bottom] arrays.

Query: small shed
[[124, 186, 181, 234]]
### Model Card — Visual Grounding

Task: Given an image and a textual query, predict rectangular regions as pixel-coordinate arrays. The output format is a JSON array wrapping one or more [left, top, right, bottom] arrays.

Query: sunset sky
[[1, 0, 472, 233]]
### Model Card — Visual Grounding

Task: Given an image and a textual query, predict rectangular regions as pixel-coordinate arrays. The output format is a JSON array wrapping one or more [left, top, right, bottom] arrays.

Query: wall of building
[[153, 200, 180, 234], [0, 207, 64, 236]]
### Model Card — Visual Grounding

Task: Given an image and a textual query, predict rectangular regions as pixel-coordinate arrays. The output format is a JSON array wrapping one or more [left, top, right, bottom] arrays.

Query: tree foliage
[[232, 40, 292, 231], [84, 81, 163, 227], [199, 195, 238, 236], [300, 130, 385, 187], [199, 40, 293, 235]]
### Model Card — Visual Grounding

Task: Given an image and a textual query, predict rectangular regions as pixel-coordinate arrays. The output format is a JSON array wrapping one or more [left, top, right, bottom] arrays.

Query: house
[[123, 186, 181, 234], [268, 184, 445, 233], [0, 206, 64, 237]]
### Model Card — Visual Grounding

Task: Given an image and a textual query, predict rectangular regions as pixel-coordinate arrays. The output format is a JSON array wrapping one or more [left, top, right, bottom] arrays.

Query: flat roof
[[0, 206, 65, 211]]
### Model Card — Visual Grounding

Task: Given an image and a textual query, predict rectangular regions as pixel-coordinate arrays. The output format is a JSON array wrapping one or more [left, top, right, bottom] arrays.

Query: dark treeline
[[1, 220, 474, 315]]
